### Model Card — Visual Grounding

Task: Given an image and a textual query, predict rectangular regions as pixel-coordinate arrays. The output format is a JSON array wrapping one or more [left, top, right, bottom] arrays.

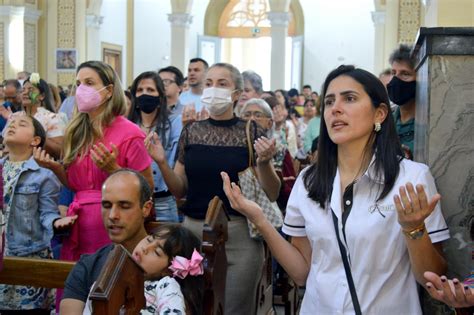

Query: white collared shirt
[[283, 158, 450, 315]]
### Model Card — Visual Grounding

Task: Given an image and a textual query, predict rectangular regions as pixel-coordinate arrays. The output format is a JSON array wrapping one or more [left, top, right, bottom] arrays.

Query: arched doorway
[[201, 0, 304, 90]]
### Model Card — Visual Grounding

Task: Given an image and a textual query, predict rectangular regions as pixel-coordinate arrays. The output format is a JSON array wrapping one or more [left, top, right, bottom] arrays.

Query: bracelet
[[402, 223, 426, 240]]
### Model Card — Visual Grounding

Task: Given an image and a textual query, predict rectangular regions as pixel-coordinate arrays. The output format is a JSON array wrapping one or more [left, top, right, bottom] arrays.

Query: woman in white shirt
[[222, 65, 449, 315]]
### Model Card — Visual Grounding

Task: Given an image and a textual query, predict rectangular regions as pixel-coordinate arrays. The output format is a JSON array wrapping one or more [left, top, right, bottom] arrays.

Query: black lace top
[[178, 117, 265, 219]]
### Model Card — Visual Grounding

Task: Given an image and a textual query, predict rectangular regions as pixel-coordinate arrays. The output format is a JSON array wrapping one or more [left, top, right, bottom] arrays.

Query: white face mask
[[201, 87, 233, 116]]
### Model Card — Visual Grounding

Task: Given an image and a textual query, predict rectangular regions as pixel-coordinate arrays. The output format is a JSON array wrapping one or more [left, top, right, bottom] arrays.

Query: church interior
[[0, 0, 473, 314]]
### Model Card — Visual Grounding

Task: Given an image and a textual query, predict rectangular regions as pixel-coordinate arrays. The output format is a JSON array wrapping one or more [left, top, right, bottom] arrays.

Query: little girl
[[85, 224, 204, 315], [0, 113, 74, 313]]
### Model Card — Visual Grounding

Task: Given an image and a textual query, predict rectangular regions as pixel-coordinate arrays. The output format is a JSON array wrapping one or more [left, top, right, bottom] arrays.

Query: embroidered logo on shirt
[[368, 203, 396, 217]]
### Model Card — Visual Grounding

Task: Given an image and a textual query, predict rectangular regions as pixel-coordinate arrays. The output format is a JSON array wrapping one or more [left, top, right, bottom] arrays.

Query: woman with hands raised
[[222, 65, 449, 315], [34, 60, 153, 262], [128, 71, 182, 222], [145, 62, 280, 315]]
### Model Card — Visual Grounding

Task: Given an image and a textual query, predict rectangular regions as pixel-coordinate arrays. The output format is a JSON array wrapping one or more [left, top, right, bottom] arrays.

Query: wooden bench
[[0, 256, 75, 288], [89, 196, 228, 315], [0, 196, 228, 315]]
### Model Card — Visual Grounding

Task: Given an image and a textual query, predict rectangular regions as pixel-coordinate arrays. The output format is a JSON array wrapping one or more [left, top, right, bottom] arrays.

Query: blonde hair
[[63, 61, 126, 165]]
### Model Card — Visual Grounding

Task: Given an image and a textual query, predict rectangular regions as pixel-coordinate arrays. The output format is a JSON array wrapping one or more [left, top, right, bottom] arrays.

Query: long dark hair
[[275, 89, 289, 109], [151, 224, 203, 315], [303, 65, 403, 208], [23, 77, 55, 113], [128, 71, 169, 147]]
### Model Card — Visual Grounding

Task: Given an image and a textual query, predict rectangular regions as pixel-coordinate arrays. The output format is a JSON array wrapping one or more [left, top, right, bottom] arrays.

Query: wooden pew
[[89, 244, 146, 315], [0, 256, 75, 288], [255, 244, 274, 315], [202, 196, 228, 315], [0, 196, 228, 315], [89, 196, 228, 315]]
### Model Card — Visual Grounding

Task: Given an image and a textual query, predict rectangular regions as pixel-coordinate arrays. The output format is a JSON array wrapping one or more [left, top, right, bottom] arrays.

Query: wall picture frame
[[55, 49, 77, 72]]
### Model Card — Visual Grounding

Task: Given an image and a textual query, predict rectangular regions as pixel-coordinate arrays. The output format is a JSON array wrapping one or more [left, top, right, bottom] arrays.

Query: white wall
[[130, 0, 375, 91], [188, 0, 207, 66], [300, 0, 375, 91], [134, 0, 171, 77], [133, 0, 207, 79], [99, 0, 128, 86]]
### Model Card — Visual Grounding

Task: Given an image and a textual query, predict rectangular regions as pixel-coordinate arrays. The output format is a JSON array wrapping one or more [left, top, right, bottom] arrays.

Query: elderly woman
[[241, 98, 296, 210], [145, 63, 280, 315], [235, 70, 263, 116], [223, 65, 449, 314]]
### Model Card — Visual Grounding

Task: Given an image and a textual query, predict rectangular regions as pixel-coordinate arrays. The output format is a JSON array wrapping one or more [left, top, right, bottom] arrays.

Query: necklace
[[140, 121, 155, 129]]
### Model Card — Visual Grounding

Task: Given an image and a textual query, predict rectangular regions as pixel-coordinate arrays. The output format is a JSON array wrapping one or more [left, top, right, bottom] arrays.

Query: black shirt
[[177, 117, 264, 219]]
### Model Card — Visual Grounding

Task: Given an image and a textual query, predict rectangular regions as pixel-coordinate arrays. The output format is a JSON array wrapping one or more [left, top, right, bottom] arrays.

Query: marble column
[[371, 10, 386, 75], [0, 5, 41, 80], [86, 14, 103, 61], [413, 27, 474, 315], [268, 11, 289, 90], [168, 13, 193, 73]]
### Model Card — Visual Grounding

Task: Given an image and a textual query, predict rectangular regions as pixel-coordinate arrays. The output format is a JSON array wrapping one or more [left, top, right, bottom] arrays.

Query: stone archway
[[202, 0, 304, 89], [204, 0, 304, 37]]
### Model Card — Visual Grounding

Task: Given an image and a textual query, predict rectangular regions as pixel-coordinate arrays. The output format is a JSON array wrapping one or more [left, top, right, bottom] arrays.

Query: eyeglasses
[[241, 111, 269, 120], [161, 79, 176, 86]]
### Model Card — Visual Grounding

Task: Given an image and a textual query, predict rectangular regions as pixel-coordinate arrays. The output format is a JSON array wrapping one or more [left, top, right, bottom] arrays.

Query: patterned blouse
[[33, 107, 68, 138], [84, 276, 186, 315], [141, 276, 186, 315]]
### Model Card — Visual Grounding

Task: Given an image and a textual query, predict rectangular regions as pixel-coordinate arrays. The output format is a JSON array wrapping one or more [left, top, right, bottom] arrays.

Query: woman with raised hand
[[222, 65, 449, 315], [145, 62, 280, 315], [34, 60, 153, 262], [128, 71, 182, 222]]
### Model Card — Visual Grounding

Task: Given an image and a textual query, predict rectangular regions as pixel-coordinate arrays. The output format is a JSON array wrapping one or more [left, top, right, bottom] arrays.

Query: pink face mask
[[75, 84, 108, 113]]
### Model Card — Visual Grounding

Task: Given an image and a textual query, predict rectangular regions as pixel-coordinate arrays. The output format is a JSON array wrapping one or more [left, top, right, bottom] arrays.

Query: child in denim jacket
[[0, 114, 75, 313]]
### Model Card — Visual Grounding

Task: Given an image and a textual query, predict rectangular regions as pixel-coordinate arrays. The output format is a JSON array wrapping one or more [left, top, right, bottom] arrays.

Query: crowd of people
[[0, 44, 472, 315]]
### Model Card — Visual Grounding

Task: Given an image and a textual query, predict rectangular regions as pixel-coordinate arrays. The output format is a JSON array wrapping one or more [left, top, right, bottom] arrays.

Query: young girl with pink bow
[[83, 224, 204, 315], [132, 224, 204, 315]]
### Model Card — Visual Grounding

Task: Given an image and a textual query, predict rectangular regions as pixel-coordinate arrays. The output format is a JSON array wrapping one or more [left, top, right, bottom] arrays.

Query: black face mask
[[387, 76, 416, 106], [136, 94, 160, 114]]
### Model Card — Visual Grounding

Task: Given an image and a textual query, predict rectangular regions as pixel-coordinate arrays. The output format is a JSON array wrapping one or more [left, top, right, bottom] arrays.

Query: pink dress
[[60, 116, 152, 261]]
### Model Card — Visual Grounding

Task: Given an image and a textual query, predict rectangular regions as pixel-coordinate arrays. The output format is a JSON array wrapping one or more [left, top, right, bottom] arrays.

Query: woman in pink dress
[[35, 60, 153, 261]]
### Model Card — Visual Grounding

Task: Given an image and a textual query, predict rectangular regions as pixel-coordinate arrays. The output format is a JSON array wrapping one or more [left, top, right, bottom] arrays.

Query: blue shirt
[[152, 114, 183, 193], [59, 96, 75, 120], [2, 156, 61, 256], [169, 99, 184, 121], [178, 90, 203, 112]]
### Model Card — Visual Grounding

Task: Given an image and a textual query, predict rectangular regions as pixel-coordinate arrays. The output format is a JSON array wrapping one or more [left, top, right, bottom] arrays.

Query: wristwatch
[[403, 224, 426, 240]]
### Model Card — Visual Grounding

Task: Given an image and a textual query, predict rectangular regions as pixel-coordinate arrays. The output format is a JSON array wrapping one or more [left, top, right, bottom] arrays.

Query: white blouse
[[283, 158, 450, 315]]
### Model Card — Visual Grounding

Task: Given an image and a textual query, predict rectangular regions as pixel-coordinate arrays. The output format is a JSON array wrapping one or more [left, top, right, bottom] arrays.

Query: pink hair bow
[[168, 249, 204, 279]]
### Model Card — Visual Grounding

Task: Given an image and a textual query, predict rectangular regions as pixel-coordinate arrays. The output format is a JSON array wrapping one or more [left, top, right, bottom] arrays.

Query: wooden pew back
[[202, 197, 228, 315], [0, 197, 228, 315], [89, 245, 146, 315], [0, 256, 74, 288], [89, 196, 228, 315]]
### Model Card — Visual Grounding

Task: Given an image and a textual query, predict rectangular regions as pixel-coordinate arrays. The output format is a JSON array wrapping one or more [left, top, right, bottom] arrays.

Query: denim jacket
[[152, 114, 183, 193], [2, 156, 61, 256]]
